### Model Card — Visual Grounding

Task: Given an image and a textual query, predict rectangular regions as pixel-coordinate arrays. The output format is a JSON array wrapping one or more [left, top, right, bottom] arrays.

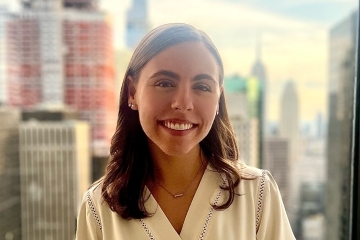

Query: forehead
[[141, 41, 219, 81]]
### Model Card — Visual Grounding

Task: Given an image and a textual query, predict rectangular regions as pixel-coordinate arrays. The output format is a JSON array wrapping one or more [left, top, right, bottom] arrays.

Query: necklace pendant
[[174, 193, 184, 198]]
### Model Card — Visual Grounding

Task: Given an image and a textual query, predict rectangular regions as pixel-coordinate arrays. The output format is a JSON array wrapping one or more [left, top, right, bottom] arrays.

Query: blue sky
[[227, 0, 357, 25], [1, 0, 356, 25]]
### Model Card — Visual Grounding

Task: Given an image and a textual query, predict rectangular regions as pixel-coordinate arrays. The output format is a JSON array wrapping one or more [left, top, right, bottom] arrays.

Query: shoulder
[[83, 180, 103, 207], [237, 161, 265, 178], [80, 180, 120, 227], [80, 181, 104, 224], [235, 161, 271, 185], [235, 162, 291, 233], [76, 181, 105, 239], [210, 161, 269, 187], [234, 162, 278, 201]]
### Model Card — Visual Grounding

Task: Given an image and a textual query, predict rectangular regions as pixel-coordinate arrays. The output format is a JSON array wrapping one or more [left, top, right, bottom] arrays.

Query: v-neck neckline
[[142, 165, 223, 240]]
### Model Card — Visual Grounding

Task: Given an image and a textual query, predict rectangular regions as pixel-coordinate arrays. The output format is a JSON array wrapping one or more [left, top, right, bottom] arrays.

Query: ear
[[128, 76, 136, 102], [127, 76, 139, 110]]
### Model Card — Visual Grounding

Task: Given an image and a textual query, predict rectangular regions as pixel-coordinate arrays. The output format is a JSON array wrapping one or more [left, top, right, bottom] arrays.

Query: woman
[[76, 23, 295, 240]]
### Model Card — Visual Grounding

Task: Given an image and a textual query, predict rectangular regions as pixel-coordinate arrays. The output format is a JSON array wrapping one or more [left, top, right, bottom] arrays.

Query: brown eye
[[194, 84, 211, 92], [154, 80, 175, 88]]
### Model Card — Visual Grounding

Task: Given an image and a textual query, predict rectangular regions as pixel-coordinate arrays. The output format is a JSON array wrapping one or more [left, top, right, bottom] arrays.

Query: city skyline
[[0, 1, 118, 156], [0, 0, 357, 123], [0, 1, 357, 239], [93, 0, 357, 124]]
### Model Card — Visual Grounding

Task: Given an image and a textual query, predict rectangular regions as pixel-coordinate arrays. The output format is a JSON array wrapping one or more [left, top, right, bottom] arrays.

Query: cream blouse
[[76, 163, 296, 240]]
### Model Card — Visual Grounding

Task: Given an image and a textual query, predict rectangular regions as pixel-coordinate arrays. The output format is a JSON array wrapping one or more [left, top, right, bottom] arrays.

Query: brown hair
[[102, 23, 241, 219]]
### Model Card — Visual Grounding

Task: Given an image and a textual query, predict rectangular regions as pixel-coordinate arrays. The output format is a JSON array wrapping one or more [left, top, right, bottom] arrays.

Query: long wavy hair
[[102, 23, 242, 219]]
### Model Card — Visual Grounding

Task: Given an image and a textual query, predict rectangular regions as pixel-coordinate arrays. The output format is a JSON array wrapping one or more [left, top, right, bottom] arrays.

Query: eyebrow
[[150, 70, 179, 80], [150, 70, 217, 83], [193, 74, 217, 83]]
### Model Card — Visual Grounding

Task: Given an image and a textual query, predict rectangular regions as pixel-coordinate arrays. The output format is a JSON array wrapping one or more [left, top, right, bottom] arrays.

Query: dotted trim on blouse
[[138, 184, 224, 240], [139, 219, 156, 240], [86, 191, 103, 232], [199, 183, 224, 240], [256, 170, 267, 232]]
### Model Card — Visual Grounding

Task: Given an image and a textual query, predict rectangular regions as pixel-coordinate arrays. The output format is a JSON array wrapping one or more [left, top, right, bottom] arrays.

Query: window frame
[[350, 4, 360, 239]]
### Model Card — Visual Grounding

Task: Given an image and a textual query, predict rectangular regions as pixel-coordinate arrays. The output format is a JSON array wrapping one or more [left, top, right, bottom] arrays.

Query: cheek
[[201, 97, 219, 111], [198, 104, 217, 123], [135, 88, 167, 107], [137, 98, 167, 123]]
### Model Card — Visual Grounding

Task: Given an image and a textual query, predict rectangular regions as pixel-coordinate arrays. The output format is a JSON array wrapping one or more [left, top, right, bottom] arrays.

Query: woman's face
[[129, 41, 222, 156]]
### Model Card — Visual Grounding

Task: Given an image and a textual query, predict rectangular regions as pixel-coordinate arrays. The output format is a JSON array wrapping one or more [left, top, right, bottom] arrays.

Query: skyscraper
[[125, 0, 149, 49], [251, 34, 267, 167], [279, 80, 299, 235], [0, 6, 8, 105], [279, 80, 299, 163], [263, 137, 290, 205], [63, 6, 117, 156], [251, 34, 267, 86], [287, 137, 327, 237], [6, 0, 117, 156], [224, 75, 260, 167], [0, 108, 21, 240], [7, 0, 63, 106], [19, 120, 90, 240], [326, 10, 358, 240]]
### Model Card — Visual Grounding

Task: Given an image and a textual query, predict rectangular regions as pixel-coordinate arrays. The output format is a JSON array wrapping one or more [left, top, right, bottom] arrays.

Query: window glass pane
[[0, 0, 358, 240]]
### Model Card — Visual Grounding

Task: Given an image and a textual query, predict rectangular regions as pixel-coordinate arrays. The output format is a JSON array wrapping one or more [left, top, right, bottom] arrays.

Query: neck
[[149, 145, 205, 188]]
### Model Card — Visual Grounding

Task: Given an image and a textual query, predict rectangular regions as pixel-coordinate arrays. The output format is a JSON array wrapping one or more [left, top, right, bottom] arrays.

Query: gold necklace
[[154, 154, 204, 198]]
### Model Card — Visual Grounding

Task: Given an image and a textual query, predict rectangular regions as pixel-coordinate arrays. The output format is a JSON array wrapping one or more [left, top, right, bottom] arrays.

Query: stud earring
[[128, 103, 137, 109], [216, 111, 219, 116]]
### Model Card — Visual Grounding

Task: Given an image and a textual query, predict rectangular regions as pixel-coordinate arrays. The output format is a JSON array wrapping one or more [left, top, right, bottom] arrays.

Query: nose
[[171, 86, 194, 111]]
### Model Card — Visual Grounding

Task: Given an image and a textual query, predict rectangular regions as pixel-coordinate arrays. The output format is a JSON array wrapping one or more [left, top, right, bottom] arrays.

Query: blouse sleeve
[[256, 171, 296, 240], [75, 192, 103, 240]]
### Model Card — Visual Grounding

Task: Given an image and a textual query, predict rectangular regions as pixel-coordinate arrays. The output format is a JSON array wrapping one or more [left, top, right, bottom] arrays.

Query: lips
[[162, 120, 195, 131]]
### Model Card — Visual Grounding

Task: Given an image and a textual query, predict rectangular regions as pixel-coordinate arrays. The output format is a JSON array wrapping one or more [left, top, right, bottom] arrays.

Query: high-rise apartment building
[[126, 0, 149, 49], [0, 6, 8, 105], [7, 11, 41, 106], [231, 118, 259, 167], [6, 1, 117, 156], [298, 183, 325, 240], [326, 10, 358, 240], [289, 138, 326, 238], [7, 0, 63, 106], [19, 120, 90, 240], [279, 80, 299, 163], [63, 9, 117, 156], [224, 75, 260, 167], [287, 136, 326, 236], [263, 137, 290, 206], [0, 108, 21, 240]]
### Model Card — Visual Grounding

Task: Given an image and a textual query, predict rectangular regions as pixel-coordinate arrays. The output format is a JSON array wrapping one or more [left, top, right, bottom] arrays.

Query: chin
[[159, 145, 195, 157]]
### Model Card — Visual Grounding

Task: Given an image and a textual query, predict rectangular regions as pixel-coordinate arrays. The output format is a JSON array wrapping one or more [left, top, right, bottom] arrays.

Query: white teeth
[[164, 121, 193, 131]]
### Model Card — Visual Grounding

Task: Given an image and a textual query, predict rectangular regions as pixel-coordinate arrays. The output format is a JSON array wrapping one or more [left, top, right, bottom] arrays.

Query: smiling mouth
[[163, 121, 194, 131]]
